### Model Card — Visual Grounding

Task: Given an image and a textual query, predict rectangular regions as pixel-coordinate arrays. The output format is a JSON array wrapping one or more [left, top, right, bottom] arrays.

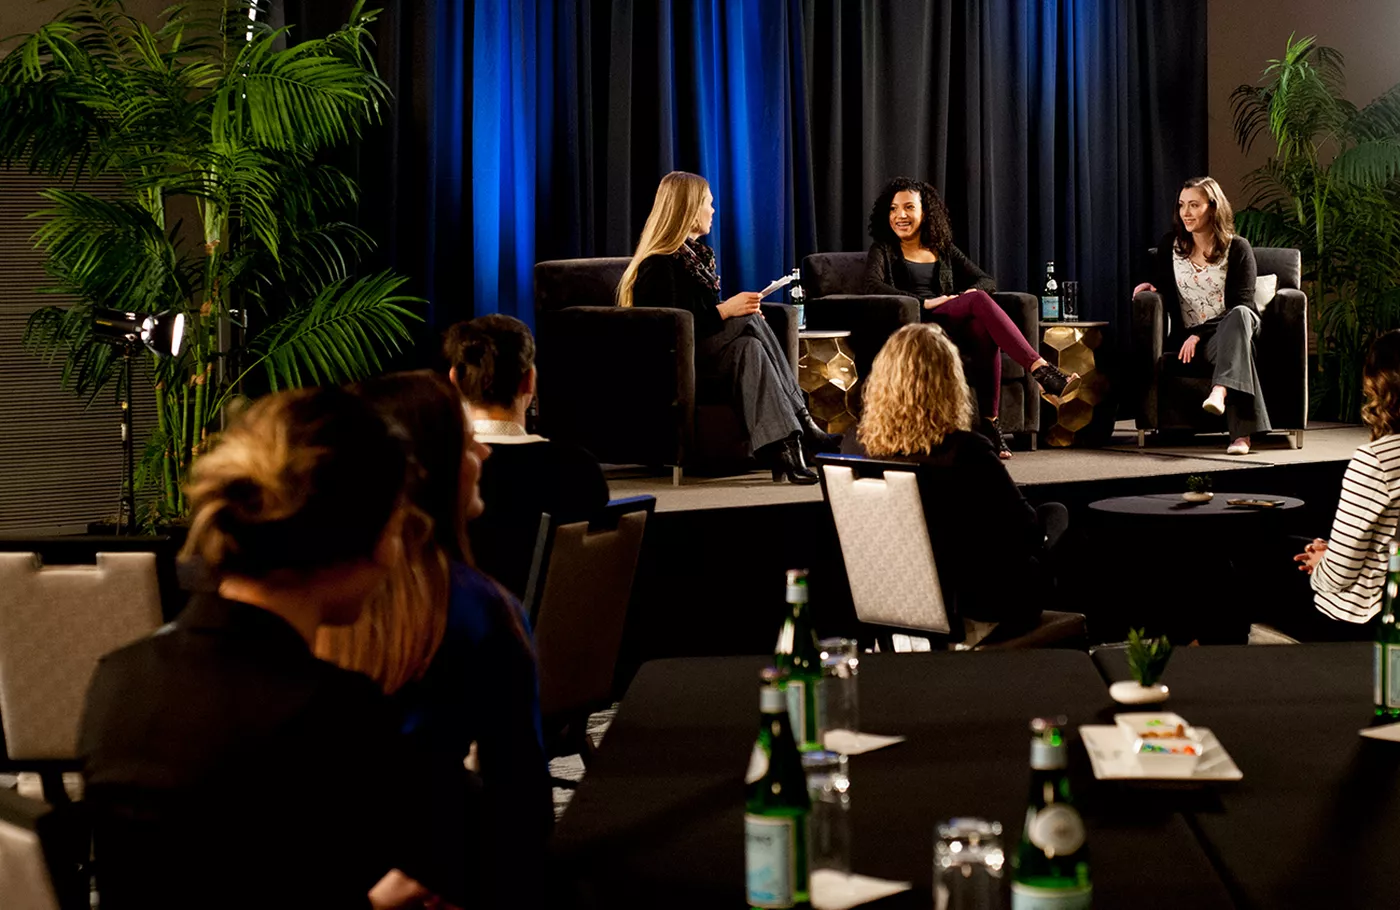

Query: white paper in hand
[[758, 268, 800, 300]]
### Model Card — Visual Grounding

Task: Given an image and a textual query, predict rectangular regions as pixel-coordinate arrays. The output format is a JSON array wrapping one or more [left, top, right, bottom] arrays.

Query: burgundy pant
[[924, 290, 1041, 418]]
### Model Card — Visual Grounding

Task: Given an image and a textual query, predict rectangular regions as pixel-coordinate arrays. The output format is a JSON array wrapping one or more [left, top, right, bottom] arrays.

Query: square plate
[[1079, 725, 1242, 781]]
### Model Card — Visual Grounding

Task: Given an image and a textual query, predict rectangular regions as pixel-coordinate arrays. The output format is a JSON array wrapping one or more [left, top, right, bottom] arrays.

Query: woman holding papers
[[618, 170, 835, 484]]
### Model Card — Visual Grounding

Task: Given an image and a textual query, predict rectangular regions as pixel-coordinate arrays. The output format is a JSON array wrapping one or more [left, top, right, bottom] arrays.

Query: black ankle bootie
[[1031, 362, 1080, 403], [797, 409, 841, 454], [979, 416, 1013, 459], [764, 437, 819, 485]]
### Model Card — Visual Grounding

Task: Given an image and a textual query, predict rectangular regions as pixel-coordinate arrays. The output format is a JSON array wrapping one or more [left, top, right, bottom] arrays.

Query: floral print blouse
[[1172, 249, 1227, 329]]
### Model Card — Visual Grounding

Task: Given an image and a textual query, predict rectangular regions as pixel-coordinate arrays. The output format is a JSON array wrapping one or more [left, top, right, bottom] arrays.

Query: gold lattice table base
[[798, 331, 859, 434], [1040, 322, 1109, 447]]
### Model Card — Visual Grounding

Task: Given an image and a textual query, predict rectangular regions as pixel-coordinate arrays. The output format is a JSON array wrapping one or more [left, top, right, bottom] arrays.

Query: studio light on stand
[[90, 308, 185, 534]]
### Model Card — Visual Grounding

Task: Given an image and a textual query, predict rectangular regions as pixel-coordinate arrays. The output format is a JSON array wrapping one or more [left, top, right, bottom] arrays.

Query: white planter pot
[[1182, 491, 1214, 503], [1109, 680, 1170, 704]]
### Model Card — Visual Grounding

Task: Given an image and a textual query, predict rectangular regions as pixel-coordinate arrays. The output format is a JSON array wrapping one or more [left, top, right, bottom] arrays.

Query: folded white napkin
[[1360, 722, 1400, 742], [811, 870, 912, 910], [823, 729, 905, 755]]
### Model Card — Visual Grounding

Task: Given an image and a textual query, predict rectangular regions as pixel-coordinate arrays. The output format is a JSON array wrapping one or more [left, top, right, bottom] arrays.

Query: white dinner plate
[[1079, 725, 1243, 781]]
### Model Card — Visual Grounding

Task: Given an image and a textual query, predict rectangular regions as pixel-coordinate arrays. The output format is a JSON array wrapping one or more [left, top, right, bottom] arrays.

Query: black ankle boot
[[797, 409, 841, 453], [979, 416, 1013, 460], [764, 437, 819, 484], [1031, 362, 1080, 403]]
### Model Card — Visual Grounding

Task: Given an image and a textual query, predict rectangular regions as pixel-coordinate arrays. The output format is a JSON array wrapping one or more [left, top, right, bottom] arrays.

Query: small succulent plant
[[1127, 627, 1173, 688], [1185, 474, 1213, 494]]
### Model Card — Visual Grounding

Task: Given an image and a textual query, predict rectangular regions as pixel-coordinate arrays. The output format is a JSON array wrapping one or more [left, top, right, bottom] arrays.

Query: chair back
[[534, 258, 632, 316], [801, 252, 868, 298], [0, 553, 162, 760], [0, 788, 84, 910], [1253, 247, 1301, 290], [816, 455, 953, 635], [524, 496, 656, 719]]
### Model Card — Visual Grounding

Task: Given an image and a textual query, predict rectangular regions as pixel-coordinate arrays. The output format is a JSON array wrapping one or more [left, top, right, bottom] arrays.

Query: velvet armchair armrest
[[804, 293, 920, 375]]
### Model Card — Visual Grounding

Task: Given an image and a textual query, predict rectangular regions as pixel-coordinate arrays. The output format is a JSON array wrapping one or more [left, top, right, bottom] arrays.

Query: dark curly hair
[[867, 177, 953, 253], [1363, 330, 1400, 441]]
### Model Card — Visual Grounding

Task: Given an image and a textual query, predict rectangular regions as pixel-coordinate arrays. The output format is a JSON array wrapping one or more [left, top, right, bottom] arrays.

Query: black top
[[904, 259, 938, 298], [79, 595, 477, 910], [633, 246, 725, 338], [840, 429, 1041, 623], [469, 437, 610, 599], [864, 241, 997, 299], [1150, 232, 1258, 346]]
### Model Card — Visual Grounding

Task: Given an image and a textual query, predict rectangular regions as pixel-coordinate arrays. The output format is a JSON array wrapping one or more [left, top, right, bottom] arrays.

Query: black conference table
[[1094, 642, 1400, 909], [549, 650, 1234, 908]]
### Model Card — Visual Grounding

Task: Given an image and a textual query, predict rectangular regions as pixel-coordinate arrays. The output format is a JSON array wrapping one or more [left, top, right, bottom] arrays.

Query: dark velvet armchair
[[1130, 247, 1308, 448], [533, 258, 799, 484], [799, 252, 1041, 445]]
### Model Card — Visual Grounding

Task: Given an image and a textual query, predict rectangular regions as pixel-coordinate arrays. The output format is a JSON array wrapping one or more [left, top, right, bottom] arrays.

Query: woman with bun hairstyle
[[79, 386, 476, 910], [865, 176, 1079, 459], [317, 370, 552, 908], [618, 170, 836, 484]]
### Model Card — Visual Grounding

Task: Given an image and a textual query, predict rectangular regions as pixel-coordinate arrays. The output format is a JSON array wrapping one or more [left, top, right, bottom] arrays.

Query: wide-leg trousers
[[697, 313, 803, 451], [1201, 306, 1272, 439]]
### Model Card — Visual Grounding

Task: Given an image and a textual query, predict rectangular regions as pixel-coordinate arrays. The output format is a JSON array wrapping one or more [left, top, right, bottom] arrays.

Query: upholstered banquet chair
[[800, 252, 1041, 447], [816, 455, 1086, 650], [1130, 246, 1308, 448], [0, 788, 87, 910], [533, 258, 799, 484]]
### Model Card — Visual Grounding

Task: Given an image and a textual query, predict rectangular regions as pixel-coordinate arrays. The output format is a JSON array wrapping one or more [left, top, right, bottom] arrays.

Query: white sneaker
[[1227, 438, 1251, 456], [1203, 388, 1226, 416]]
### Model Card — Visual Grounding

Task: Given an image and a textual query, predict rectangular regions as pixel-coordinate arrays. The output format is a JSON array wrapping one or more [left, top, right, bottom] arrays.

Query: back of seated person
[[841, 324, 1049, 629], [445, 315, 610, 599], [78, 387, 476, 910]]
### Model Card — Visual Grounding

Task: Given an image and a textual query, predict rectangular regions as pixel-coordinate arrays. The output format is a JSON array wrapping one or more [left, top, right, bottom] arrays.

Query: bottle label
[[1388, 644, 1400, 709], [1041, 296, 1061, 320], [745, 814, 797, 908], [1027, 804, 1085, 856], [1011, 883, 1092, 909]]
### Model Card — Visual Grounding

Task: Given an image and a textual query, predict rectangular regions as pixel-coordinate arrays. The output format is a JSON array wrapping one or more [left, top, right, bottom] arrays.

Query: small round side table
[[797, 330, 859, 433], [1039, 320, 1110, 447]]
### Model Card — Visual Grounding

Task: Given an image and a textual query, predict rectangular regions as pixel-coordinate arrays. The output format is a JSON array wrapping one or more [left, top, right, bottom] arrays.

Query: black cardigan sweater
[[864, 241, 997, 299], [633, 248, 725, 338], [1150, 232, 1258, 346]]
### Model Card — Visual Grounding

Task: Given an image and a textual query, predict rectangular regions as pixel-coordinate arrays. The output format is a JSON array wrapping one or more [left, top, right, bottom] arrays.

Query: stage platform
[[606, 421, 1367, 511]]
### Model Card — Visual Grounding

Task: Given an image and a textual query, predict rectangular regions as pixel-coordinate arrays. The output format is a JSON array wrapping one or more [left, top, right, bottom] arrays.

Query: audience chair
[[534, 258, 799, 483], [816, 456, 1085, 650], [0, 552, 163, 803], [524, 496, 656, 780], [1130, 246, 1308, 448], [800, 252, 1041, 446], [0, 789, 88, 910]]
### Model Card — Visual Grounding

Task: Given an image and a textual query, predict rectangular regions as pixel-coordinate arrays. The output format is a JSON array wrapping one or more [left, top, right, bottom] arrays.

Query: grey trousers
[[1203, 306, 1272, 438], [698, 313, 803, 451]]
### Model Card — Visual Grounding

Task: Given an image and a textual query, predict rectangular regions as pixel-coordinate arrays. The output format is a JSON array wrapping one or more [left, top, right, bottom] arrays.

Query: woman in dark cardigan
[[865, 177, 1078, 458], [1134, 176, 1269, 454], [617, 170, 835, 483]]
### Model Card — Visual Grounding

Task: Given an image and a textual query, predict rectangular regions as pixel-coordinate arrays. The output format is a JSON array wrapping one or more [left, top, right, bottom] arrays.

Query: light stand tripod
[[117, 344, 137, 535]]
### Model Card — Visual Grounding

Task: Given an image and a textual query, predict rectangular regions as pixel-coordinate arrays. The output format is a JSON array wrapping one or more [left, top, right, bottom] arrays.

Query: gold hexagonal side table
[[798, 329, 860, 434], [1039, 321, 1110, 447]]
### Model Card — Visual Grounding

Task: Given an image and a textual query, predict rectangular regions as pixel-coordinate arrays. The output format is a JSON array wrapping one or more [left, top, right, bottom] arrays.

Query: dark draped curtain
[[286, 1, 1205, 341]]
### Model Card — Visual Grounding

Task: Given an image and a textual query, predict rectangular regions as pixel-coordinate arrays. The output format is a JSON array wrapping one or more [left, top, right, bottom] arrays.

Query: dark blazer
[[864, 241, 997, 299], [468, 437, 610, 599], [840, 429, 1042, 626], [79, 595, 477, 910], [1151, 232, 1258, 346], [633, 249, 724, 338]]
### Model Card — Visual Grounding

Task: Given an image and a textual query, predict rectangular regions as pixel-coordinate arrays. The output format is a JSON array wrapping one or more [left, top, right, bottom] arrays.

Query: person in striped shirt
[[1295, 330, 1400, 629]]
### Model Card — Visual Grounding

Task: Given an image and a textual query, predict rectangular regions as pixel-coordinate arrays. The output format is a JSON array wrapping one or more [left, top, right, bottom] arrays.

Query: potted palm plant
[[1231, 35, 1400, 422], [0, 0, 420, 526]]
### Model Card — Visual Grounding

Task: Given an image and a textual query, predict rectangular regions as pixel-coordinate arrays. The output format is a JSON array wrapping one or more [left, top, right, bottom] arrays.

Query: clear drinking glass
[[934, 818, 1005, 910], [1062, 281, 1079, 320], [819, 637, 860, 738], [801, 750, 852, 877]]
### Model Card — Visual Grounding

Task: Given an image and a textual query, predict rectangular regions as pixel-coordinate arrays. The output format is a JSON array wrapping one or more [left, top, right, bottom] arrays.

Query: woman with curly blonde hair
[[1291, 330, 1400, 636], [843, 324, 1066, 629]]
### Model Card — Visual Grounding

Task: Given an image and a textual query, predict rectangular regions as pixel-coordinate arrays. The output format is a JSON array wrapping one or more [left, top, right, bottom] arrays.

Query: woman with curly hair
[[842, 324, 1066, 630], [1291, 330, 1400, 636], [865, 176, 1078, 458], [619, 170, 836, 484]]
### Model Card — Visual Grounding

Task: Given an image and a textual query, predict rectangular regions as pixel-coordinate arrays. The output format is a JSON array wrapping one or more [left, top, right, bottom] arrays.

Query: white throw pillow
[[1255, 274, 1278, 311]]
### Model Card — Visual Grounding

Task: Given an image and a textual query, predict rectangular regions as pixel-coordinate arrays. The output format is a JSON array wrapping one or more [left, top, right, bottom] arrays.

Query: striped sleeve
[[1313, 437, 1400, 622]]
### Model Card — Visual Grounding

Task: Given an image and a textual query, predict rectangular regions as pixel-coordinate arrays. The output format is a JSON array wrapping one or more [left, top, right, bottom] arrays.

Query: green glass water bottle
[[1011, 717, 1091, 909], [1376, 546, 1400, 718], [746, 667, 812, 909], [774, 568, 823, 751]]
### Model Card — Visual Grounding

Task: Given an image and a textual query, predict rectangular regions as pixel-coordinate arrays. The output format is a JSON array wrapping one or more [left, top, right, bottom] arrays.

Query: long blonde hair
[[616, 171, 710, 307], [857, 324, 975, 456], [1173, 176, 1236, 263]]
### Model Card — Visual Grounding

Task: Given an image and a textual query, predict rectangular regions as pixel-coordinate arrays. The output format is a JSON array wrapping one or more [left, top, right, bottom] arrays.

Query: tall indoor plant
[[0, 0, 420, 524], [1231, 34, 1400, 421]]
